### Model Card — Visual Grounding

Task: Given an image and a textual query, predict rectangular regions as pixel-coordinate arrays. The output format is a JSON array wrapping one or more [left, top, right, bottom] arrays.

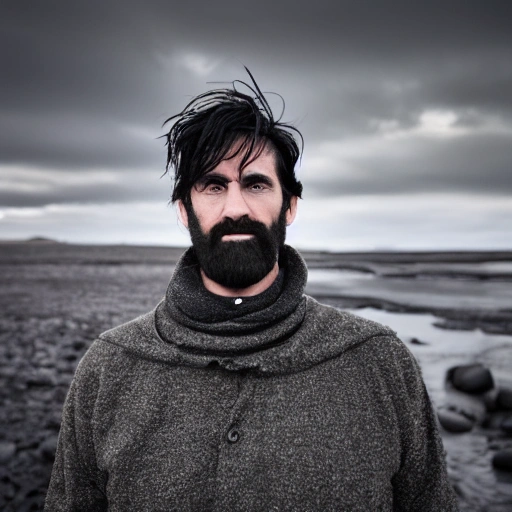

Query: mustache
[[208, 216, 270, 245]]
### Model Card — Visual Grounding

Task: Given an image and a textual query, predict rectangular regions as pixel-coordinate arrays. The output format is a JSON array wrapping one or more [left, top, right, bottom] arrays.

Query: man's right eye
[[204, 182, 224, 193], [195, 180, 224, 193]]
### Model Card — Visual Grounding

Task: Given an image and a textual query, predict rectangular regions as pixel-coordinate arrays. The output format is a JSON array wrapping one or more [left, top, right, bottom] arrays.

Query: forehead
[[208, 143, 279, 179]]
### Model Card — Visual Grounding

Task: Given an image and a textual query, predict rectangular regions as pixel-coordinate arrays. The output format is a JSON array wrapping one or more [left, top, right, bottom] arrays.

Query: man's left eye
[[247, 182, 269, 192]]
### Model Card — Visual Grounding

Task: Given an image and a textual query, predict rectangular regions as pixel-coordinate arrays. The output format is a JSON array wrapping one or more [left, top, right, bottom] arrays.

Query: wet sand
[[1, 241, 511, 511]]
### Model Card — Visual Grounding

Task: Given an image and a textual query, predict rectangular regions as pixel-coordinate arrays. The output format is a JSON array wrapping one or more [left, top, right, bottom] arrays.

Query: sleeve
[[44, 342, 109, 512], [378, 337, 460, 511]]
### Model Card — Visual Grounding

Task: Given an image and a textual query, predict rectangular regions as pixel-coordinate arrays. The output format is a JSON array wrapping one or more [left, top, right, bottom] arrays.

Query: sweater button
[[227, 427, 240, 443]]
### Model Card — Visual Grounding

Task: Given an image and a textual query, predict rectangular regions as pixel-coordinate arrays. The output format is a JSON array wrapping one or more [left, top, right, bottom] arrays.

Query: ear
[[285, 196, 298, 226], [177, 200, 189, 229]]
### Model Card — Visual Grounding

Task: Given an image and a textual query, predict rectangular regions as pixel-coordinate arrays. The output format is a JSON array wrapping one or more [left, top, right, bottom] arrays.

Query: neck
[[200, 262, 280, 297]]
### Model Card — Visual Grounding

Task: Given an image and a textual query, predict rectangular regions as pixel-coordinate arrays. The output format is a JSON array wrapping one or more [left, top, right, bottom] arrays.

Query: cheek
[[198, 217, 216, 234], [260, 197, 284, 221], [189, 196, 218, 232]]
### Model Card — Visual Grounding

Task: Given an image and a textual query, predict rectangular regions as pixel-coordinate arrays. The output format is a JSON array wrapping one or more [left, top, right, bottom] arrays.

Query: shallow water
[[343, 307, 512, 511], [343, 308, 512, 397], [307, 268, 512, 310], [305, 265, 512, 510]]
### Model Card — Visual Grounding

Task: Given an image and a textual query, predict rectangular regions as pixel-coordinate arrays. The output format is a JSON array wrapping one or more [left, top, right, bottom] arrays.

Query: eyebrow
[[195, 173, 230, 187], [240, 173, 275, 187], [196, 172, 275, 188]]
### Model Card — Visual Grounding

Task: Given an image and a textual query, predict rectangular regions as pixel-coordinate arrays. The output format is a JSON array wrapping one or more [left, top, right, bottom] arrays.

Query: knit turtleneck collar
[[163, 248, 286, 326], [101, 245, 395, 375], [155, 245, 308, 355]]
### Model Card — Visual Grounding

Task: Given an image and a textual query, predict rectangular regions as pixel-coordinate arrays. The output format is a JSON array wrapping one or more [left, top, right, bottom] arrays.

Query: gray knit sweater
[[45, 246, 458, 511]]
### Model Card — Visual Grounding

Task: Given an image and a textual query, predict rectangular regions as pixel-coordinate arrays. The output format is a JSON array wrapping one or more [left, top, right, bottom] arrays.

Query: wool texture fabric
[[45, 246, 459, 511]]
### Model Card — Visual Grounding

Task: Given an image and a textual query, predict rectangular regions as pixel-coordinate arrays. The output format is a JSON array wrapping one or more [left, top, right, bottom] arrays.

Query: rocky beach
[[1, 240, 511, 511]]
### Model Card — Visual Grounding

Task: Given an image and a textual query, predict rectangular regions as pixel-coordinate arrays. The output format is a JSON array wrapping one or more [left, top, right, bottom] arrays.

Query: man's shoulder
[[271, 295, 402, 372], [304, 295, 396, 342], [99, 308, 157, 345], [74, 308, 159, 374], [304, 297, 423, 383]]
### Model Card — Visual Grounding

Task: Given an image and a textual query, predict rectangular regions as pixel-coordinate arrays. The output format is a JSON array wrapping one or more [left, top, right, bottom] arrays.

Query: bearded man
[[45, 73, 459, 511]]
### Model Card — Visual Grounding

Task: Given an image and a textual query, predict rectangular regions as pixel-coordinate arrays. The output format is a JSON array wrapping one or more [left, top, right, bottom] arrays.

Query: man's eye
[[248, 183, 266, 191], [199, 181, 225, 193]]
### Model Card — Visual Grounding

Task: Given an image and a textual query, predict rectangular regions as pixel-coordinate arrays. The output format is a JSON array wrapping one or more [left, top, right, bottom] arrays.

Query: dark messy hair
[[162, 68, 303, 208]]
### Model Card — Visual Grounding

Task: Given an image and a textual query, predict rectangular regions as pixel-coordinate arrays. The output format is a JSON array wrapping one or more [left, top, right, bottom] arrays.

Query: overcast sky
[[1, 1, 511, 250]]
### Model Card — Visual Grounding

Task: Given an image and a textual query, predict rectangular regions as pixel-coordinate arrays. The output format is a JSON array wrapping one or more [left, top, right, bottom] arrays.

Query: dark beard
[[186, 206, 287, 289]]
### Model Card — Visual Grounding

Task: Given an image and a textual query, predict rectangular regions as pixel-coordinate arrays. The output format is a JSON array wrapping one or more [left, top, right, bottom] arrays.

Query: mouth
[[221, 234, 255, 242]]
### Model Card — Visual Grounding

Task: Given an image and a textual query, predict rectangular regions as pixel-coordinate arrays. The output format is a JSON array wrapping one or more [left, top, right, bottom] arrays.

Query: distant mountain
[[27, 236, 59, 243]]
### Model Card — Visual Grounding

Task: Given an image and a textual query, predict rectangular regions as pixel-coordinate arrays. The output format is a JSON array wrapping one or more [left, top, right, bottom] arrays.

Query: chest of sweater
[[91, 354, 402, 511]]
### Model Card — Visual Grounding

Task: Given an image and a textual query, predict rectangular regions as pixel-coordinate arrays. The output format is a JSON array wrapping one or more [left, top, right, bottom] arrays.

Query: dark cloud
[[305, 133, 512, 197], [0, 172, 169, 207], [0, 112, 163, 170], [1, 0, 512, 210]]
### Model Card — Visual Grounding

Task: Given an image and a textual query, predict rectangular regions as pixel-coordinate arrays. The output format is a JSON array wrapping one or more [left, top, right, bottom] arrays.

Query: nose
[[221, 182, 251, 220]]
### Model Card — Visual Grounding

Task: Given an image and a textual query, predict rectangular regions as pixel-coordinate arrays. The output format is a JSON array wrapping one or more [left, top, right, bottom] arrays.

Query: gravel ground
[[1, 244, 177, 511], [1, 241, 511, 510]]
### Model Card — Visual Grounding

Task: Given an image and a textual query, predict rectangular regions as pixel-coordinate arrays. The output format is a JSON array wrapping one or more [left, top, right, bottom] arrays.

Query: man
[[45, 73, 458, 511]]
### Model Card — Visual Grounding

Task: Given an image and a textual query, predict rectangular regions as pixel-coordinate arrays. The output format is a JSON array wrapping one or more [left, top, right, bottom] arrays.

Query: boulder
[[482, 411, 509, 430], [449, 364, 494, 394], [492, 450, 512, 471], [496, 388, 512, 410], [501, 417, 512, 435], [483, 388, 499, 411], [437, 409, 474, 433], [442, 389, 487, 426]]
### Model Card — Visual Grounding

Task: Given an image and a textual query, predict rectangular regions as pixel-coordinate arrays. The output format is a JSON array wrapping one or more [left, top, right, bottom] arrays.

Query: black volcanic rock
[[501, 417, 512, 435], [448, 364, 495, 394], [492, 450, 512, 471], [438, 409, 475, 433], [3, 242, 512, 509], [0, 441, 16, 464], [496, 388, 512, 410], [409, 337, 429, 345], [26, 369, 57, 388], [39, 435, 58, 462]]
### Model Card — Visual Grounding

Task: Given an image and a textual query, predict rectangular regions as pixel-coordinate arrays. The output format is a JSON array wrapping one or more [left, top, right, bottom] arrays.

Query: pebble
[[39, 435, 59, 461], [38, 358, 55, 368], [438, 409, 475, 433], [45, 411, 62, 431], [63, 351, 78, 362], [492, 450, 512, 471], [0, 441, 17, 464], [0, 366, 18, 379], [56, 360, 73, 373], [73, 340, 86, 350], [410, 337, 428, 345], [27, 369, 57, 387], [1, 480, 16, 499]]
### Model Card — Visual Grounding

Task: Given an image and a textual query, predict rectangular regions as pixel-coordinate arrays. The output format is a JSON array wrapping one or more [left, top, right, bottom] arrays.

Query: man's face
[[179, 143, 297, 289]]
